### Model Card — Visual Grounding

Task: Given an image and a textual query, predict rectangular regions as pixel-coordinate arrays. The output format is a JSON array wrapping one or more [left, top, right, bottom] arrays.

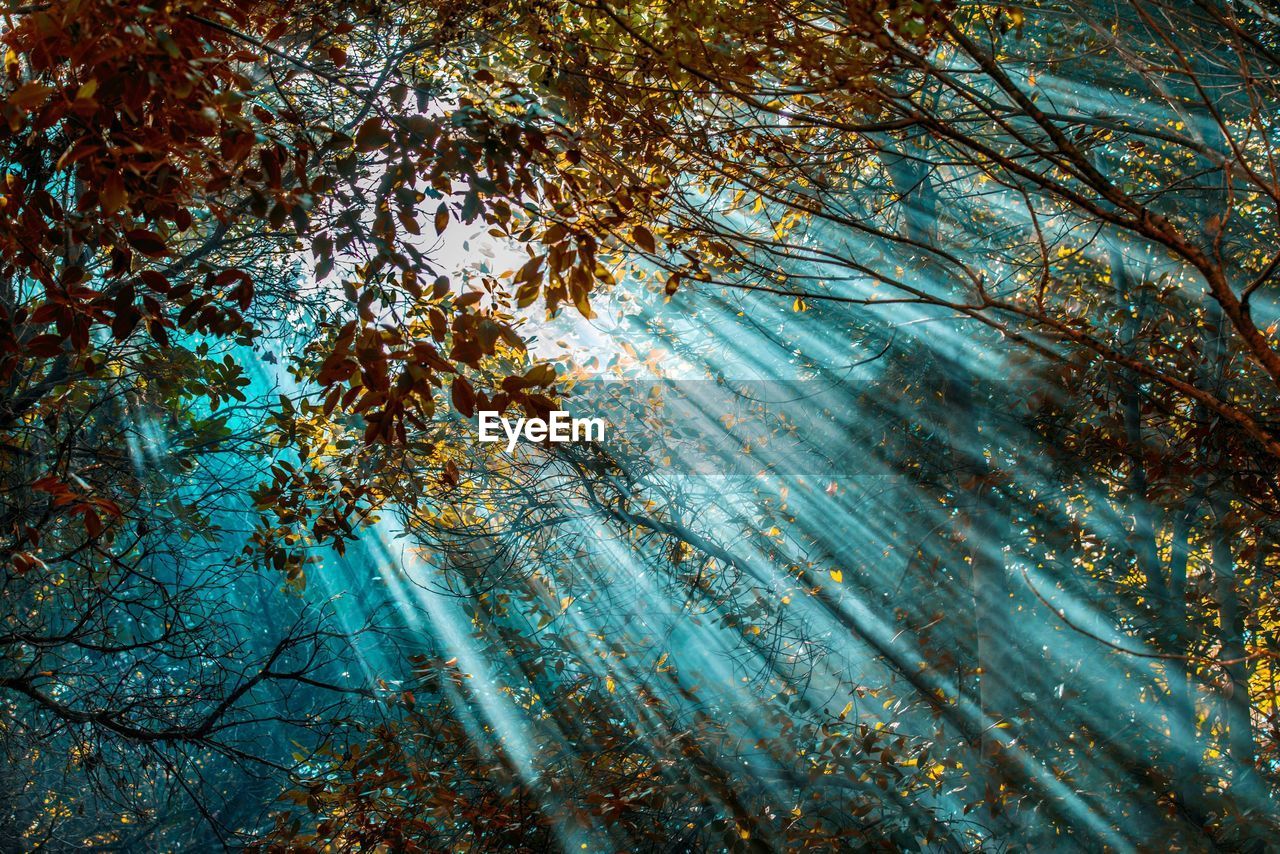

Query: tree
[[6, 0, 1280, 849], [264, 0, 1280, 845]]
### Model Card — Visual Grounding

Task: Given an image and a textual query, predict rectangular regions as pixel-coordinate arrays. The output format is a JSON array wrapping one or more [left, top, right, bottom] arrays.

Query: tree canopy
[[2, 0, 1278, 850]]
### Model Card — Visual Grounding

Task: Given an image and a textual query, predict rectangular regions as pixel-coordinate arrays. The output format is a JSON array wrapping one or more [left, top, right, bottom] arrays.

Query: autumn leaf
[[355, 118, 393, 151], [125, 229, 168, 256], [7, 81, 53, 111], [632, 225, 657, 253], [101, 173, 127, 214], [451, 376, 476, 418]]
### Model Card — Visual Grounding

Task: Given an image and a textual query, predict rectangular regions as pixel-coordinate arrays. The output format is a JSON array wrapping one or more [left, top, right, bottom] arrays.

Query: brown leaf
[[632, 225, 656, 253], [101, 173, 127, 214], [450, 376, 475, 417], [125, 229, 168, 257], [7, 82, 54, 112], [355, 118, 392, 152]]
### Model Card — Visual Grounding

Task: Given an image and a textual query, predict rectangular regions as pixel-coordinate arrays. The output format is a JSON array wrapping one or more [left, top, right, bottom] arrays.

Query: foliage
[[2, 0, 1278, 849]]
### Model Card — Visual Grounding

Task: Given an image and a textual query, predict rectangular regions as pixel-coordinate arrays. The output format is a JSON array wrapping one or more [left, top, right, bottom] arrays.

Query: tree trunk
[[1211, 501, 1254, 779]]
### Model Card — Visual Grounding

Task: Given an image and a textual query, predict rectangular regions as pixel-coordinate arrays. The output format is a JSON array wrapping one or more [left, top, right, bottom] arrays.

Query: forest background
[[1, 0, 1278, 849]]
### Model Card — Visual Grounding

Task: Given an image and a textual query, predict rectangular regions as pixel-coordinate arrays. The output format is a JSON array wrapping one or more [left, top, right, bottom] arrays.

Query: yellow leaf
[[606, 676, 616, 693], [830, 569, 843, 583]]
